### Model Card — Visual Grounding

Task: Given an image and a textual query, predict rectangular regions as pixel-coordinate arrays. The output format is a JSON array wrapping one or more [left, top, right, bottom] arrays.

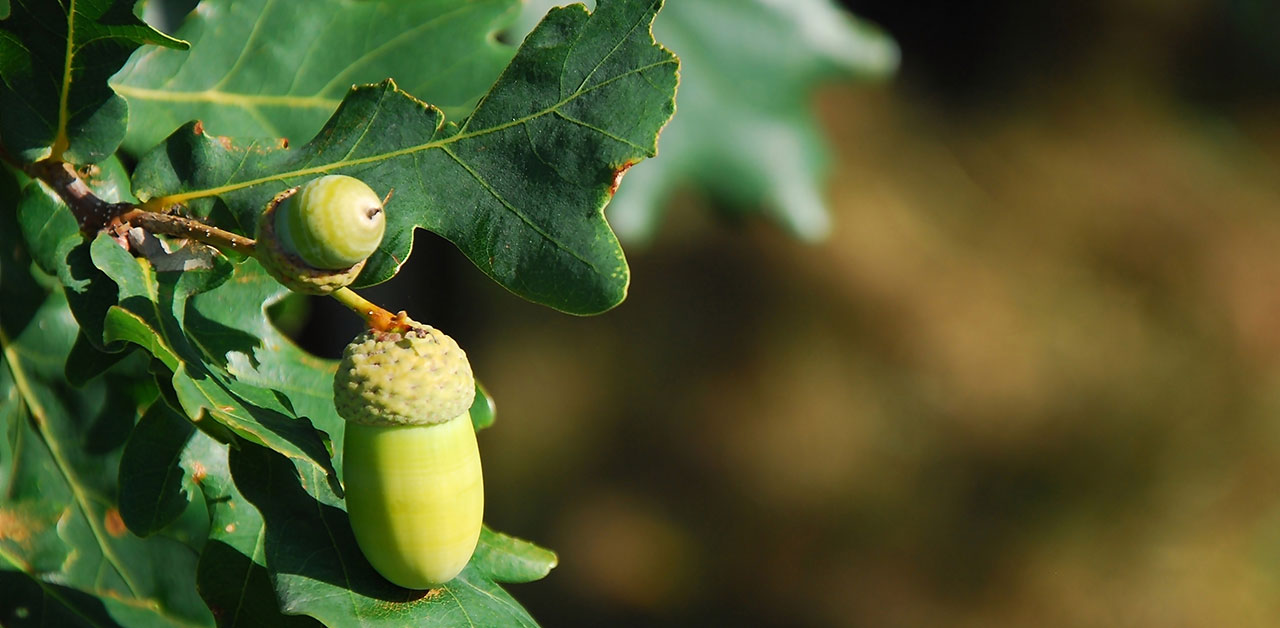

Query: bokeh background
[[292, 1, 1280, 625]]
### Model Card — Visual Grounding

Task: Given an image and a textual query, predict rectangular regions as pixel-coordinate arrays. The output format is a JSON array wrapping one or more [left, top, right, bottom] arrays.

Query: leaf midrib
[[151, 58, 675, 207], [50, 0, 77, 158], [112, 1, 495, 115]]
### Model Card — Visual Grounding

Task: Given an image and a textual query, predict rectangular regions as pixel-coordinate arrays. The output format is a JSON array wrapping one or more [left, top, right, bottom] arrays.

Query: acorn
[[334, 321, 483, 589], [256, 174, 386, 294]]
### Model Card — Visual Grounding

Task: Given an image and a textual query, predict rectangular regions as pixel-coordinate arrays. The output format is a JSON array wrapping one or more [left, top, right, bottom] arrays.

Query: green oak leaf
[[65, 331, 132, 386], [132, 0, 678, 314], [522, 0, 897, 241], [471, 379, 498, 431], [178, 262, 552, 623], [177, 421, 324, 627], [113, 0, 520, 156], [16, 178, 83, 288], [184, 259, 340, 439], [0, 282, 213, 627], [230, 442, 543, 628], [0, 166, 43, 368], [0, 0, 186, 164], [86, 233, 342, 489], [117, 401, 200, 537], [472, 527, 559, 584]]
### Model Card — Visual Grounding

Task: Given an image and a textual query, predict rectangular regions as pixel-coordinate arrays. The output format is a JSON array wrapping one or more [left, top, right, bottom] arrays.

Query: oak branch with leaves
[[0, 0, 676, 625]]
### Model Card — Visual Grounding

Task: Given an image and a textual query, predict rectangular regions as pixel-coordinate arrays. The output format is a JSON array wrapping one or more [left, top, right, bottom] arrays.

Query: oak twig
[[117, 209, 256, 254]]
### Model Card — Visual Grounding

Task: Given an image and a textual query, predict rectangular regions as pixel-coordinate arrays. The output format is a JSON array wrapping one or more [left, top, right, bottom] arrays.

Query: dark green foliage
[[1, 0, 673, 624]]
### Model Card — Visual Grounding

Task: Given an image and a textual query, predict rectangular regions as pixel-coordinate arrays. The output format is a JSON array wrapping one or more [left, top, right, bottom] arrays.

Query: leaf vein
[[574, 0, 654, 94], [156, 58, 677, 207], [440, 145, 595, 270], [553, 110, 650, 154], [209, 0, 276, 93]]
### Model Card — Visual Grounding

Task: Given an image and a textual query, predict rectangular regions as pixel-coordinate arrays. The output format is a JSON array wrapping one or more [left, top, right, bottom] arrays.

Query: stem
[[23, 159, 256, 256], [331, 288, 410, 333], [118, 209, 256, 254], [26, 157, 397, 333]]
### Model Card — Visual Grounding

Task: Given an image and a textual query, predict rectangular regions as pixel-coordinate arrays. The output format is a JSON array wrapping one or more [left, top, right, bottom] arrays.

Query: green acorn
[[256, 175, 386, 294], [335, 321, 483, 589]]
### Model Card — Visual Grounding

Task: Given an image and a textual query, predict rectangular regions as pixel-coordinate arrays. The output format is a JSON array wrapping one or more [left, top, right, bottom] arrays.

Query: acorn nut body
[[335, 323, 482, 589], [256, 174, 386, 294]]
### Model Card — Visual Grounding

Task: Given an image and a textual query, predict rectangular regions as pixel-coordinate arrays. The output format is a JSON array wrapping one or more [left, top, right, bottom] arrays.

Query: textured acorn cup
[[336, 322, 482, 589], [334, 324, 475, 426], [255, 175, 385, 295]]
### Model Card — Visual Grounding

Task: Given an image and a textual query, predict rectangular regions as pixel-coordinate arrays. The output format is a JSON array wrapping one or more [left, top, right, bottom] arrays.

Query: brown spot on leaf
[[216, 136, 233, 151], [377, 587, 443, 610], [609, 161, 638, 196], [104, 508, 127, 537], [190, 461, 207, 484], [193, 120, 205, 135], [0, 509, 33, 544], [277, 137, 289, 149]]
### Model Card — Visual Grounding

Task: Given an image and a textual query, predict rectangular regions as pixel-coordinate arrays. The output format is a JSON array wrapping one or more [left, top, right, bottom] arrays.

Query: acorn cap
[[256, 186, 366, 295], [334, 322, 476, 426]]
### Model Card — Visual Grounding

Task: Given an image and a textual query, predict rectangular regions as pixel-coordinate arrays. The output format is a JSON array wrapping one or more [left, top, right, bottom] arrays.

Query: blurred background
[[293, 0, 1280, 625]]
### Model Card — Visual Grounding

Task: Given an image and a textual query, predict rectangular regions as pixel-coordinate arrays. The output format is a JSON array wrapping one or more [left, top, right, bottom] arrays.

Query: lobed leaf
[[183, 426, 323, 627], [471, 380, 498, 431], [87, 234, 342, 489], [0, 0, 186, 164], [521, 0, 898, 242], [133, 0, 679, 314], [0, 278, 213, 627], [173, 255, 551, 624], [113, 0, 520, 155], [230, 442, 543, 628], [472, 527, 559, 584]]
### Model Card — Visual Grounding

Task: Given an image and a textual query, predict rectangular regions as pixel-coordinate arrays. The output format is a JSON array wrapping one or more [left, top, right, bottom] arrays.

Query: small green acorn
[[335, 321, 483, 589], [256, 175, 386, 294]]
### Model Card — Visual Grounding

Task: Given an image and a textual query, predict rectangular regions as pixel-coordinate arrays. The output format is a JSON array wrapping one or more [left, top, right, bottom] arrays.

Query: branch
[[29, 157, 399, 333], [26, 158, 257, 255], [117, 209, 256, 254]]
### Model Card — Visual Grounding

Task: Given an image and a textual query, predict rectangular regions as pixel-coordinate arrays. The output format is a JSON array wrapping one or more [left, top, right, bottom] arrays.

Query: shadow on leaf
[[184, 301, 264, 372], [229, 442, 424, 604], [197, 539, 324, 628], [0, 572, 120, 628]]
